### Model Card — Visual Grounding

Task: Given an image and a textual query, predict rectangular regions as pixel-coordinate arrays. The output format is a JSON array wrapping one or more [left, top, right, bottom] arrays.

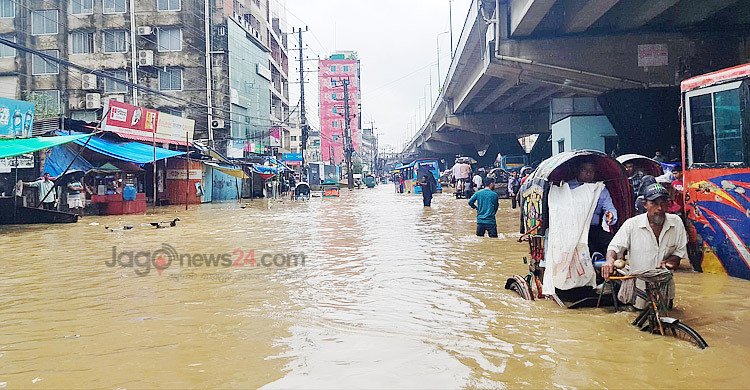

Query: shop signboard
[[0, 97, 34, 139], [103, 100, 194, 145], [226, 140, 245, 158], [0, 153, 34, 173], [282, 152, 303, 166], [166, 169, 202, 180]]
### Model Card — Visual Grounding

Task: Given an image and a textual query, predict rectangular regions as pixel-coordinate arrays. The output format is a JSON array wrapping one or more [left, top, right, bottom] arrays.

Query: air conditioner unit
[[81, 74, 97, 90], [109, 94, 125, 103], [137, 26, 153, 36], [85, 93, 101, 109], [137, 50, 154, 67], [210, 119, 225, 129]]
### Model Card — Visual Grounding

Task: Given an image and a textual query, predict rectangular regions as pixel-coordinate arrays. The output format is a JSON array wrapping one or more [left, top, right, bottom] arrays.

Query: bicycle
[[603, 274, 708, 349]]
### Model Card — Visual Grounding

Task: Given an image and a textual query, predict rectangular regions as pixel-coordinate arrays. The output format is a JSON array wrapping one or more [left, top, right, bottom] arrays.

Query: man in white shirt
[[602, 183, 687, 279], [24, 173, 57, 210], [472, 171, 483, 190]]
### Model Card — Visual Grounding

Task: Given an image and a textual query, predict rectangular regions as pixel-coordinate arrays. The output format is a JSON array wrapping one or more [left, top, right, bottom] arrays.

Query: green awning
[[0, 134, 92, 159]]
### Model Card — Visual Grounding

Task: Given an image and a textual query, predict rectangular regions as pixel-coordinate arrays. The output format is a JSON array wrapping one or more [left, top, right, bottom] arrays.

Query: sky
[[283, 0, 472, 152]]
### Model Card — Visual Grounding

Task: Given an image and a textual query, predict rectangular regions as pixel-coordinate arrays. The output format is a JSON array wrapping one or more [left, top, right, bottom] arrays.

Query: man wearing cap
[[602, 183, 687, 280]]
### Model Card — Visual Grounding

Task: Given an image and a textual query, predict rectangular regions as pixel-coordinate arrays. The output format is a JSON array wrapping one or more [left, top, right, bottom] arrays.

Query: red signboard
[[103, 100, 194, 146]]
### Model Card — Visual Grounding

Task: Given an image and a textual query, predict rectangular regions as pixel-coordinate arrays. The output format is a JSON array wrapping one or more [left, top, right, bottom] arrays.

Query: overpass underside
[[407, 0, 750, 165]]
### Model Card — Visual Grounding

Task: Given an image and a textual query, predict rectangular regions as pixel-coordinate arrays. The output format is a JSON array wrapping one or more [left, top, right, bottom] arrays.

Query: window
[[714, 89, 743, 163], [332, 93, 337, 100], [332, 106, 338, 114], [688, 82, 747, 165], [0, 35, 15, 58], [332, 134, 340, 141], [159, 67, 182, 91], [103, 0, 126, 14], [332, 120, 339, 128], [343, 65, 349, 72], [0, 0, 14, 18], [329, 65, 336, 72], [70, 111, 97, 122], [31, 10, 58, 35], [160, 107, 183, 117], [157, 27, 182, 52], [32, 50, 59, 75], [71, 0, 93, 15], [557, 140, 565, 153], [331, 78, 338, 87], [157, 0, 181, 11], [34, 90, 60, 114], [104, 70, 128, 92], [103, 30, 127, 53], [290, 135, 297, 141], [70, 31, 94, 54]]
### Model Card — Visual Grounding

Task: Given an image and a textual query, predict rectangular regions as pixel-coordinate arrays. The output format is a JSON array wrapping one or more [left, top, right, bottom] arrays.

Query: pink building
[[319, 52, 361, 165]]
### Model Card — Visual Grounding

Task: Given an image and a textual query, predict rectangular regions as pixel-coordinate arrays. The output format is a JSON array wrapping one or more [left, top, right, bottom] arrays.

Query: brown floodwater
[[1, 186, 749, 389]]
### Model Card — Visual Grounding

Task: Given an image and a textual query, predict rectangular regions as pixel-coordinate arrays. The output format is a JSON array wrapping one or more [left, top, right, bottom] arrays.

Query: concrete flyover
[[404, 0, 750, 166]]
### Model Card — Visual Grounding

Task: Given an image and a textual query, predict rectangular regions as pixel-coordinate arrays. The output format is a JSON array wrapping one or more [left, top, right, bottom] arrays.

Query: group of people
[[21, 172, 86, 214]]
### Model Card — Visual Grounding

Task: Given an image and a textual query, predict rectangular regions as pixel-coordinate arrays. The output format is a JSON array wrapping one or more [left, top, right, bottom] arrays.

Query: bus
[[394, 159, 443, 194], [681, 64, 750, 280]]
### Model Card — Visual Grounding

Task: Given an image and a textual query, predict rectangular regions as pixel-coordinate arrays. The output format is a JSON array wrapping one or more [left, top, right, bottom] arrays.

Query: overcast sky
[[283, 0, 472, 151]]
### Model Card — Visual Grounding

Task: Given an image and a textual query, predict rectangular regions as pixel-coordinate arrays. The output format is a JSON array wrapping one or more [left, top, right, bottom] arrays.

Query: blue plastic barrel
[[123, 185, 136, 201]]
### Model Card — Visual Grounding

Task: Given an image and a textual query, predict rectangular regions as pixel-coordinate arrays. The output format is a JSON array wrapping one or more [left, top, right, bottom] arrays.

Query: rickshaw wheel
[[505, 275, 533, 300]]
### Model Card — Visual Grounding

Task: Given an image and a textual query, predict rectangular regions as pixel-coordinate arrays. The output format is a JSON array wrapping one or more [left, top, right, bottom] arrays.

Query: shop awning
[[43, 144, 94, 177], [61, 131, 185, 164], [203, 161, 248, 179], [0, 134, 92, 159]]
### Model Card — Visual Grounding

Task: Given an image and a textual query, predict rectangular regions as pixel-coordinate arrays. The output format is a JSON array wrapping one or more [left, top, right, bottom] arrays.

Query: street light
[[437, 31, 449, 92]]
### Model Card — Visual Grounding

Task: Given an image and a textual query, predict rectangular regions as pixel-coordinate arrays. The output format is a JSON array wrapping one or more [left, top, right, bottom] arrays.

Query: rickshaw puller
[[566, 161, 618, 255], [602, 183, 687, 307]]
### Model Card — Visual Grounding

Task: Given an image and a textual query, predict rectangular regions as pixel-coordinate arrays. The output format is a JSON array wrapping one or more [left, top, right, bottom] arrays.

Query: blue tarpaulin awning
[[59, 131, 185, 164], [43, 144, 95, 177]]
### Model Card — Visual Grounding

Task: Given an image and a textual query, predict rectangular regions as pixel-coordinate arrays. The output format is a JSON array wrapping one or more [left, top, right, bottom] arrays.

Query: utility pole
[[296, 27, 308, 174], [342, 78, 354, 190]]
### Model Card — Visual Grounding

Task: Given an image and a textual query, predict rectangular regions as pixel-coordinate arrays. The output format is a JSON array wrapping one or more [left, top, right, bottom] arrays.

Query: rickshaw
[[506, 150, 707, 348], [294, 182, 311, 200], [616, 154, 663, 177], [364, 174, 376, 188], [487, 167, 510, 198]]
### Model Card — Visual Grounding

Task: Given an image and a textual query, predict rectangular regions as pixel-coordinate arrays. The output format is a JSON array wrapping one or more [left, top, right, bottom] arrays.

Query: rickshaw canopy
[[616, 154, 663, 177]]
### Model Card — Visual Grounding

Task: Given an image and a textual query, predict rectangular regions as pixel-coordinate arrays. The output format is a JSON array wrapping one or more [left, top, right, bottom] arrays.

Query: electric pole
[[296, 27, 308, 172], [342, 78, 354, 190]]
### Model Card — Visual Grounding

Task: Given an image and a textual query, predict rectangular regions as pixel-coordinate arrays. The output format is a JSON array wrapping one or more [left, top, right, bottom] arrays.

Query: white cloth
[[67, 193, 84, 209], [607, 213, 687, 308], [542, 182, 603, 296], [472, 174, 483, 188]]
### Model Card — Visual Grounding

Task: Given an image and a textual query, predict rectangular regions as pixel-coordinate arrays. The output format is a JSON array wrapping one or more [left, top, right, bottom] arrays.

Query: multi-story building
[[318, 51, 360, 165], [0, 0, 289, 155], [360, 126, 377, 172]]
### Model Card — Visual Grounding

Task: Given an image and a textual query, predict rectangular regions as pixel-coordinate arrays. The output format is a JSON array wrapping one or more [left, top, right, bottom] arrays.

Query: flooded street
[[1, 186, 750, 389]]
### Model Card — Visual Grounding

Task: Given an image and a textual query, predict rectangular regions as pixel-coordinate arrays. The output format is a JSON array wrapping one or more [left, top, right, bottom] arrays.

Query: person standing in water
[[417, 172, 437, 207], [469, 177, 499, 237]]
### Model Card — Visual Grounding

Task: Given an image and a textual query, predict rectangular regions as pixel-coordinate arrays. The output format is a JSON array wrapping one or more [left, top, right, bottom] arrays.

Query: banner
[[269, 126, 281, 147], [282, 152, 302, 166], [103, 100, 194, 146], [0, 97, 34, 139]]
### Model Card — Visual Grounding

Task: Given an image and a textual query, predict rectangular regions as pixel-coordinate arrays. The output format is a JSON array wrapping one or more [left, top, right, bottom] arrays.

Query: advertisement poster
[[269, 126, 281, 147], [103, 100, 194, 145], [0, 97, 35, 139]]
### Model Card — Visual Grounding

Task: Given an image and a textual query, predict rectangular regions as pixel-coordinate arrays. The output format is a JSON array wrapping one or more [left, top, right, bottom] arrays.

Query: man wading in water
[[469, 177, 499, 237]]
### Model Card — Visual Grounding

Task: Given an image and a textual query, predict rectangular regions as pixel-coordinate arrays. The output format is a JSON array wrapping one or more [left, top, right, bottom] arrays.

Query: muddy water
[[0, 186, 749, 389]]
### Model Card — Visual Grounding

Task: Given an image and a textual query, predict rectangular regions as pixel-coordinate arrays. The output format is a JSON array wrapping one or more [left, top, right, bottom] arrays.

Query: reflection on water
[[1, 186, 749, 388]]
